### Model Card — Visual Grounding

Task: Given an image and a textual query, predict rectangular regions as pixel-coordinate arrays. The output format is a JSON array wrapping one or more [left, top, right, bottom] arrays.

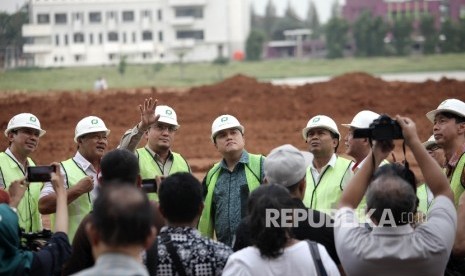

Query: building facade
[[342, 0, 465, 26], [22, 0, 250, 67]]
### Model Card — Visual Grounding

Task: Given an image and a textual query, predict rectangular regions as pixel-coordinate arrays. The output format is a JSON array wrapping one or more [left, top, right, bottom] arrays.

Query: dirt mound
[[1, 73, 464, 179]]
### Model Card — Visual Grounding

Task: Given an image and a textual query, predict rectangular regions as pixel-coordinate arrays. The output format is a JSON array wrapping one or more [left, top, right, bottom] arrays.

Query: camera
[[353, 114, 403, 141], [20, 229, 53, 251], [141, 179, 157, 193], [26, 165, 55, 182]]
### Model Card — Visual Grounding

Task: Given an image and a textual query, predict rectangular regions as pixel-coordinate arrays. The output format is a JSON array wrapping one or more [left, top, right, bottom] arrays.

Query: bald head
[[366, 175, 417, 226]]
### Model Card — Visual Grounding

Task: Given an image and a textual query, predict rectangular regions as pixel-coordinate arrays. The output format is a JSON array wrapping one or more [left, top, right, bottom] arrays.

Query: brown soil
[[1, 72, 464, 180]]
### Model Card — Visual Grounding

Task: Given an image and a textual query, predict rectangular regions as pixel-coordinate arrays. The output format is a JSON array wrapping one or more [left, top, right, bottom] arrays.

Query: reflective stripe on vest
[[136, 148, 190, 201], [51, 158, 91, 242], [303, 156, 352, 213], [198, 153, 263, 238], [450, 152, 465, 207], [0, 152, 43, 232]]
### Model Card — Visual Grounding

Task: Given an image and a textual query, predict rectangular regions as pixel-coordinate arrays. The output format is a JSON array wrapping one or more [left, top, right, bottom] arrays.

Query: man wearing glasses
[[119, 98, 190, 201]]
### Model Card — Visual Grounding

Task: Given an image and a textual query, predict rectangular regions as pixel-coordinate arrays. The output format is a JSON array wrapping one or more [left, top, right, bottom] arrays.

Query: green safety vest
[[416, 183, 433, 215], [51, 158, 92, 242], [450, 152, 465, 208], [136, 148, 190, 201], [303, 156, 352, 213], [198, 153, 263, 238], [0, 152, 43, 232]]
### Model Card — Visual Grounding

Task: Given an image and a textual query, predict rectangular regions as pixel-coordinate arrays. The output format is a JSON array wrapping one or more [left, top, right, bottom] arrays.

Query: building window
[[37, 13, 50, 24], [158, 31, 163, 42], [123, 32, 127, 43], [107, 11, 117, 22], [89, 33, 93, 44], [74, 33, 84, 43], [54, 56, 58, 62], [108, 32, 118, 42], [158, 9, 162, 21], [55, 13, 67, 24], [109, 53, 117, 60], [64, 34, 68, 45], [175, 6, 203, 18], [176, 30, 204, 40], [55, 35, 60, 46], [141, 10, 152, 21], [142, 31, 153, 41], [74, 55, 84, 62], [142, 52, 152, 59], [99, 33, 103, 44], [89, 12, 102, 23], [122, 11, 134, 22], [132, 32, 136, 43], [73, 12, 83, 23]]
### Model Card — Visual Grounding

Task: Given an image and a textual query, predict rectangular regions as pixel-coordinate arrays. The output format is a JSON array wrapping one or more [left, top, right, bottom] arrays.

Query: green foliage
[[353, 11, 387, 57], [118, 56, 127, 75], [459, 19, 465, 52], [306, 0, 321, 38], [212, 56, 229, 65], [325, 17, 349, 59], [246, 29, 266, 61], [271, 17, 305, 40], [263, 0, 277, 39], [153, 62, 164, 74], [440, 19, 460, 53], [419, 15, 437, 55], [392, 17, 413, 56]]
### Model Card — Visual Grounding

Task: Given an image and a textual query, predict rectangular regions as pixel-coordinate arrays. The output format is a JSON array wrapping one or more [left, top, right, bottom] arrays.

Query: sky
[[1, 0, 341, 23]]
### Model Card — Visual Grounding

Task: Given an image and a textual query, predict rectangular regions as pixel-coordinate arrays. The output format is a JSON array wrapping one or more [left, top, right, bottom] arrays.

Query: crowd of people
[[0, 97, 464, 276]]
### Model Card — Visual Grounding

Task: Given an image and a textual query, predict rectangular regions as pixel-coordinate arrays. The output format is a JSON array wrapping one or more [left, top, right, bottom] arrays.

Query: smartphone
[[27, 166, 55, 182], [141, 179, 157, 193]]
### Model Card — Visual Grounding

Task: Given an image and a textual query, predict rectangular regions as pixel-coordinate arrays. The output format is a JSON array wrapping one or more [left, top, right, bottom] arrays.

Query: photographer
[[334, 115, 456, 275], [0, 163, 71, 276]]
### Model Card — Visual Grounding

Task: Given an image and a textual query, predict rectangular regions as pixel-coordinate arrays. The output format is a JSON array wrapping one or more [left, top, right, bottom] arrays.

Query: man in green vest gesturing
[[302, 115, 353, 214], [119, 97, 190, 201], [39, 116, 110, 242], [426, 98, 465, 207], [0, 113, 46, 233], [199, 114, 264, 247]]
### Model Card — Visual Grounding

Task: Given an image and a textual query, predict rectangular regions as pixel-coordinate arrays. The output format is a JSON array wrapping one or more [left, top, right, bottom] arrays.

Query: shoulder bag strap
[[163, 234, 187, 276], [306, 240, 328, 276]]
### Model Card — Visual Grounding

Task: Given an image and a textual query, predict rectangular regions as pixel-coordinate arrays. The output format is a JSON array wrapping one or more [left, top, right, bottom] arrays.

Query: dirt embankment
[[1, 72, 464, 180]]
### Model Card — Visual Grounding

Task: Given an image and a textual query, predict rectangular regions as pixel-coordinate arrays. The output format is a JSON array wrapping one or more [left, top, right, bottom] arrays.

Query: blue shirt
[[212, 150, 263, 246]]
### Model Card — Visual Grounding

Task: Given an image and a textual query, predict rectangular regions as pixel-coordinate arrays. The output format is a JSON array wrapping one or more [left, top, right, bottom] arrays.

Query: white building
[[22, 0, 250, 67]]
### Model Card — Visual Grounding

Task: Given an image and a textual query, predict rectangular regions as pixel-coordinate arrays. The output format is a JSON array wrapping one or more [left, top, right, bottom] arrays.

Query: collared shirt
[[0, 148, 30, 188], [334, 196, 456, 276], [72, 253, 149, 276], [446, 142, 465, 178], [310, 153, 352, 189], [40, 152, 99, 202], [143, 146, 174, 176], [154, 226, 232, 276], [213, 150, 253, 246]]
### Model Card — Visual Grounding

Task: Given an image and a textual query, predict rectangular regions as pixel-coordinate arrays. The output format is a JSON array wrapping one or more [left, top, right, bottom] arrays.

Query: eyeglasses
[[154, 124, 177, 132]]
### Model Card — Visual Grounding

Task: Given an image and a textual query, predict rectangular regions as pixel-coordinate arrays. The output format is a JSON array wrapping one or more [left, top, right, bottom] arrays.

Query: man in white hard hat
[[0, 113, 46, 232], [198, 114, 264, 246], [426, 98, 465, 207], [342, 110, 382, 172], [301, 115, 353, 213], [39, 116, 110, 241], [119, 97, 190, 201]]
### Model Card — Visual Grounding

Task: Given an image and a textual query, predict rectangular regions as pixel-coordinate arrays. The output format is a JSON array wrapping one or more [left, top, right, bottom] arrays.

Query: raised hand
[[139, 97, 160, 131]]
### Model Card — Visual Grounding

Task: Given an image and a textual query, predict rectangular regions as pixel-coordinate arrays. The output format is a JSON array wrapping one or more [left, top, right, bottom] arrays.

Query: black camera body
[[26, 165, 56, 182], [353, 114, 403, 141], [141, 179, 157, 193]]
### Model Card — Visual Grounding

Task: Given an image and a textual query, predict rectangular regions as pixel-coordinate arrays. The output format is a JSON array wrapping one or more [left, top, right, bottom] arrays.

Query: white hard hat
[[302, 115, 340, 140], [426, 99, 465, 122], [423, 135, 437, 148], [211, 114, 244, 142], [341, 110, 380, 129], [155, 105, 179, 127], [74, 116, 110, 143], [4, 113, 46, 137]]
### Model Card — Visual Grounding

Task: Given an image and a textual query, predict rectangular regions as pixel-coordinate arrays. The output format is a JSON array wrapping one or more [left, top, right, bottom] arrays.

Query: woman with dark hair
[[0, 164, 71, 276], [223, 184, 340, 276]]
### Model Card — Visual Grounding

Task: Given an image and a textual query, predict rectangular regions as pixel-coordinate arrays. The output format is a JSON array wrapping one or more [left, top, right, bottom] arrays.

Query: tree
[[325, 17, 349, 59], [391, 16, 413, 56], [353, 11, 387, 57], [263, 0, 277, 39], [0, 9, 28, 68], [459, 19, 465, 52], [306, 0, 320, 38], [118, 56, 127, 75], [250, 4, 260, 30], [440, 19, 460, 53], [246, 29, 266, 61], [330, 0, 341, 19], [419, 14, 437, 55], [271, 16, 305, 40]]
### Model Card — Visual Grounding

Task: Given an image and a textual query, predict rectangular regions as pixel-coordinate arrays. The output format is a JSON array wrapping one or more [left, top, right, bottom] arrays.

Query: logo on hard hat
[[165, 110, 173, 115], [221, 117, 228, 122], [30, 117, 37, 122], [91, 119, 99, 125], [313, 117, 320, 123]]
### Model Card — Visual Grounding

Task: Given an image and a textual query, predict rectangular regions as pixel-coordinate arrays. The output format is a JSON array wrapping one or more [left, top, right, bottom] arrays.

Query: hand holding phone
[[26, 165, 56, 182]]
